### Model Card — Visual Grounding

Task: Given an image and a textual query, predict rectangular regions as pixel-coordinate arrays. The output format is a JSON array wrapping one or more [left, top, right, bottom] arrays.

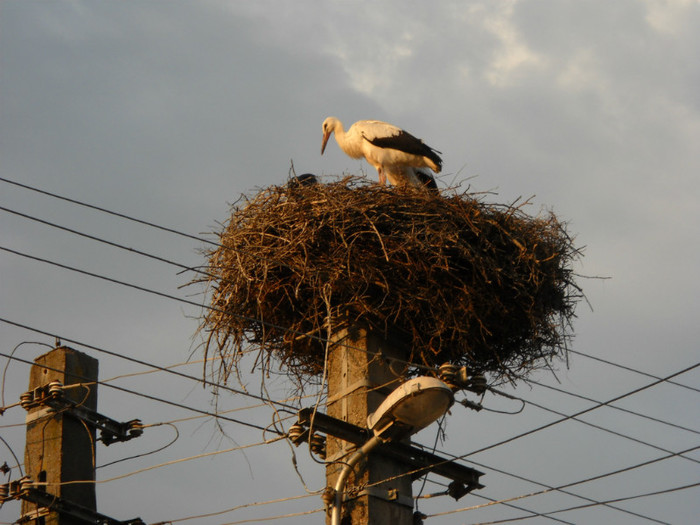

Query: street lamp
[[331, 377, 454, 525]]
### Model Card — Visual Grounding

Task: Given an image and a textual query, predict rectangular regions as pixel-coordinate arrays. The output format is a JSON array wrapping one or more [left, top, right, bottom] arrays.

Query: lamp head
[[367, 377, 454, 441]]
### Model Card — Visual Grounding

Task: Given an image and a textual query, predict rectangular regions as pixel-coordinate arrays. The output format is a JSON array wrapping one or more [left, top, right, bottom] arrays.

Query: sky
[[1, 0, 699, 524]]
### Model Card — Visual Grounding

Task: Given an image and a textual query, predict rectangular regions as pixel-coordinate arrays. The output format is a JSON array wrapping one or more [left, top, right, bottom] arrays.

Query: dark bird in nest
[[287, 173, 319, 188]]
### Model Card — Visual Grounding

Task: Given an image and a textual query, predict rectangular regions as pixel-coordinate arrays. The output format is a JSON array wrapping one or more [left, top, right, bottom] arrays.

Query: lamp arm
[[331, 435, 382, 525]]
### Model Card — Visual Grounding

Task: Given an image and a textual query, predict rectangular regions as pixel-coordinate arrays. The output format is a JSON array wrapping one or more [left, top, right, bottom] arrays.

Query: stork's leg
[[377, 167, 386, 186]]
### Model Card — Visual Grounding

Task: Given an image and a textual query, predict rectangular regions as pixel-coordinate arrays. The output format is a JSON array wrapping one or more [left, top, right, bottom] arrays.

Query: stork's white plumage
[[321, 117, 442, 188]]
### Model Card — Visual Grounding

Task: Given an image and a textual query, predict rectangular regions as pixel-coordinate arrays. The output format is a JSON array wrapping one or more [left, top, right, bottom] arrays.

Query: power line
[[526, 377, 700, 435], [536, 481, 700, 520], [466, 494, 574, 525], [41, 436, 286, 488], [150, 493, 319, 524], [472, 362, 700, 463], [0, 317, 348, 433], [568, 348, 700, 394], [0, 176, 295, 272], [422, 479, 575, 525], [423, 443, 700, 524], [0, 176, 215, 246], [0, 319, 423, 443], [6, 311, 695, 489], [96, 422, 179, 469], [489, 389, 700, 464], [0, 204, 213, 279], [427, 474, 700, 522], [218, 507, 324, 525], [0, 244, 216, 316], [0, 433, 24, 477]]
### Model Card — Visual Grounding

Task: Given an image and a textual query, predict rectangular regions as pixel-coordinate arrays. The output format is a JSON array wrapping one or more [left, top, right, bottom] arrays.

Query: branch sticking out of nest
[[195, 177, 582, 388]]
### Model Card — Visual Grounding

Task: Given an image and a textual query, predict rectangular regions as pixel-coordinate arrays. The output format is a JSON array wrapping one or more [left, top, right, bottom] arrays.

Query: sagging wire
[[462, 388, 525, 415], [150, 492, 318, 524], [279, 413, 321, 496], [0, 434, 23, 478], [414, 414, 447, 515], [31, 435, 287, 490], [79, 417, 96, 472], [272, 287, 335, 500], [262, 284, 332, 495], [305, 284, 334, 466], [33, 381, 94, 480], [263, 407, 311, 487], [0, 204, 221, 282], [1, 341, 53, 414], [97, 422, 179, 469], [99, 354, 223, 384], [217, 507, 324, 525]]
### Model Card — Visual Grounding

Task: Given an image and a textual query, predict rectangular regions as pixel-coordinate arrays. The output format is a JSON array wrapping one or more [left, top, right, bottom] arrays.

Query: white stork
[[321, 117, 442, 188]]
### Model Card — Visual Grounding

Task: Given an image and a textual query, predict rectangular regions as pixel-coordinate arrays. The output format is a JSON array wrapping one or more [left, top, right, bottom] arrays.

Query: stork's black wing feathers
[[364, 130, 442, 170]]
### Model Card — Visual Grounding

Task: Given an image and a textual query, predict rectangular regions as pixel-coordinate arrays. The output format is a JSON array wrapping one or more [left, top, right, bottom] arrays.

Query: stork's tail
[[425, 148, 442, 173], [415, 170, 438, 191]]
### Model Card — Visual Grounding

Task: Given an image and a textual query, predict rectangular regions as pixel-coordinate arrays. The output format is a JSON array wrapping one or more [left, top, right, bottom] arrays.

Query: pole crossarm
[[21, 381, 143, 445], [2, 480, 143, 525], [296, 408, 484, 493]]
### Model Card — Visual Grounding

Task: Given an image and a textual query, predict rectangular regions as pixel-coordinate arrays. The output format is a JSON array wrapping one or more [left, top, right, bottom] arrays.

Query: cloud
[[643, 0, 699, 34], [477, 1, 548, 87]]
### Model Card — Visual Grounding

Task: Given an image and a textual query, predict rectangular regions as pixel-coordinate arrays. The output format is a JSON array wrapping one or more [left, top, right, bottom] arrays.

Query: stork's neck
[[334, 121, 364, 159]]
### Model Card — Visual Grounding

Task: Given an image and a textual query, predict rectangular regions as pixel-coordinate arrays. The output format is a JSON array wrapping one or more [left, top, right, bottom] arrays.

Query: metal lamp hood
[[367, 376, 454, 440]]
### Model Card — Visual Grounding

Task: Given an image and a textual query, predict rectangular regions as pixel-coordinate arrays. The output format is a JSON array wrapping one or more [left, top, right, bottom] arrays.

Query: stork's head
[[321, 116, 339, 155]]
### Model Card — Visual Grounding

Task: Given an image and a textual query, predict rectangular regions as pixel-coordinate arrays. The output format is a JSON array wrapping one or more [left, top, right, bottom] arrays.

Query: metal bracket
[[356, 486, 414, 508], [58, 403, 144, 446], [296, 408, 484, 490]]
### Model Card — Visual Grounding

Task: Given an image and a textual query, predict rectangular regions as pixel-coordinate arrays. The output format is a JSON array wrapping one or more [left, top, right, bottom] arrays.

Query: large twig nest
[[197, 177, 581, 386]]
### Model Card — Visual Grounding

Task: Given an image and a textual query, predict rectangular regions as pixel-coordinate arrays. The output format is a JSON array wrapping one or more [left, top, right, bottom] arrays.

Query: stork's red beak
[[321, 131, 330, 155]]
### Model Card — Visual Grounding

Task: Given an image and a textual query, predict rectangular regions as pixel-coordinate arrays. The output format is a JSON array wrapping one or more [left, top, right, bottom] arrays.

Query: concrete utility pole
[[324, 325, 414, 525], [22, 346, 98, 525]]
